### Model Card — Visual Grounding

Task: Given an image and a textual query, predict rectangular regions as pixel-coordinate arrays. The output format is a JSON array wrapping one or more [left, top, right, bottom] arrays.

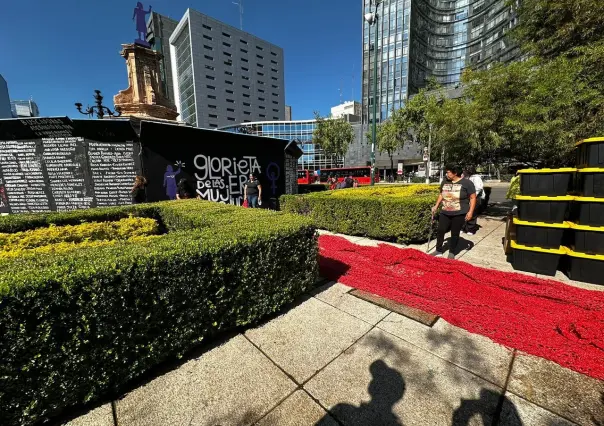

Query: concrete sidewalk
[[67, 245, 604, 425]]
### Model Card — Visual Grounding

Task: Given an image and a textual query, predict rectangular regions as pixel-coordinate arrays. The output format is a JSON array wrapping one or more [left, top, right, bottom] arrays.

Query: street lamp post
[[365, 0, 381, 186], [75, 90, 121, 119]]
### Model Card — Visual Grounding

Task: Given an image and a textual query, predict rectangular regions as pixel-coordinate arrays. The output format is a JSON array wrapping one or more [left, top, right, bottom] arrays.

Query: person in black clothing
[[244, 173, 262, 208], [431, 165, 477, 259], [176, 178, 196, 200], [131, 175, 147, 204]]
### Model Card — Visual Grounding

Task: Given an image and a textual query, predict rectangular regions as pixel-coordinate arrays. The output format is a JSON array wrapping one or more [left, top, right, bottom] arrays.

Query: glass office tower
[[220, 120, 343, 171], [362, 0, 519, 124]]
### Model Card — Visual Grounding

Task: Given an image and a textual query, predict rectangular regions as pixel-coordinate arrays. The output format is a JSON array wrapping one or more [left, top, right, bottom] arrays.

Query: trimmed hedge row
[[0, 201, 318, 426], [281, 185, 439, 243]]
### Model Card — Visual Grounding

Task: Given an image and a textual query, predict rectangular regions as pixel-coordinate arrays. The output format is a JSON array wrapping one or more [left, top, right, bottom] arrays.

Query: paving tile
[[313, 282, 390, 325], [255, 390, 338, 426], [116, 335, 296, 426], [377, 314, 513, 386], [508, 352, 604, 426], [64, 403, 114, 426], [305, 328, 502, 426], [499, 392, 576, 426], [245, 297, 372, 383], [349, 289, 439, 326]]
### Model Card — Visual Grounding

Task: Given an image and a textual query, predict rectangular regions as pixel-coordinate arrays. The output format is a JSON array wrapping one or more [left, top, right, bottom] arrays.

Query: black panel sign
[[0, 118, 141, 214], [139, 121, 287, 208], [88, 141, 138, 207]]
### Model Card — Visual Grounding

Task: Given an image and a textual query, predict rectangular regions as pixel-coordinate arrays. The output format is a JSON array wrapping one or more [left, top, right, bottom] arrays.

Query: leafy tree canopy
[[312, 112, 355, 158]]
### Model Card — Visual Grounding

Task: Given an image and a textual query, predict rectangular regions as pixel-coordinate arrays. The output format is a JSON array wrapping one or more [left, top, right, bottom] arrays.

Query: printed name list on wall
[[194, 155, 262, 205]]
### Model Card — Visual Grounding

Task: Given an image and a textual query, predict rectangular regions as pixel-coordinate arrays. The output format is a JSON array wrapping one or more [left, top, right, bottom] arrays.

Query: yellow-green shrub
[[281, 185, 439, 243], [0, 216, 158, 252]]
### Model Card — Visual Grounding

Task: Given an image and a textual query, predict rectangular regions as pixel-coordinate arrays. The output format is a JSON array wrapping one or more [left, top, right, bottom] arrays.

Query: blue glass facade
[[219, 120, 343, 171], [362, 0, 519, 124], [0, 75, 10, 119]]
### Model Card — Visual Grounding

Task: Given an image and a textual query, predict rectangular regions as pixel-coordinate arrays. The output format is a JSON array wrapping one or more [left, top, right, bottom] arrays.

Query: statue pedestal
[[114, 43, 179, 121]]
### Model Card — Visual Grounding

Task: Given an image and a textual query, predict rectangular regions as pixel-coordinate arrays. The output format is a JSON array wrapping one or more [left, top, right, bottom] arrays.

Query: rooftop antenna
[[232, 0, 243, 30]]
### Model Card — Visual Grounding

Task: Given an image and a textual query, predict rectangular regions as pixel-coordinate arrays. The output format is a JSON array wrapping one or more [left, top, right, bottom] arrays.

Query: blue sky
[[0, 0, 361, 121]]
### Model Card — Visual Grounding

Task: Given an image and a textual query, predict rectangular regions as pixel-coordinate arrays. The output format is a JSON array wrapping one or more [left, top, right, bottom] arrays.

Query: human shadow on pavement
[[442, 236, 475, 256], [315, 360, 405, 426], [453, 388, 522, 426]]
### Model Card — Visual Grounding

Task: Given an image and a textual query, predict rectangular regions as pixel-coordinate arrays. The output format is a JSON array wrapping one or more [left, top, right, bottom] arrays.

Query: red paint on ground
[[319, 235, 604, 380]]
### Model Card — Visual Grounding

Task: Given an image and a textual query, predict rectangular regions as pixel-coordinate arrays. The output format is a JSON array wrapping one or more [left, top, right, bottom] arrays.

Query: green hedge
[[281, 185, 439, 243], [0, 201, 318, 426]]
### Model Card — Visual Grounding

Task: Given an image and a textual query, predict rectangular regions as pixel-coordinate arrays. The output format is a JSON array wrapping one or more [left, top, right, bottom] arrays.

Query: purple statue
[[163, 164, 181, 200], [133, 2, 152, 47]]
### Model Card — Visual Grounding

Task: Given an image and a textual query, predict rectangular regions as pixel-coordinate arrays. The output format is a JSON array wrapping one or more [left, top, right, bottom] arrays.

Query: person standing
[[131, 176, 147, 204], [462, 168, 485, 235], [244, 173, 262, 208], [431, 165, 477, 259]]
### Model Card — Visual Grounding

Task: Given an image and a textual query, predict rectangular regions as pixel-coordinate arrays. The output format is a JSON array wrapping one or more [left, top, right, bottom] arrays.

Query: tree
[[376, 118, 405, 179], [511, 0, 604, 60], [312, 112, 355, 158]]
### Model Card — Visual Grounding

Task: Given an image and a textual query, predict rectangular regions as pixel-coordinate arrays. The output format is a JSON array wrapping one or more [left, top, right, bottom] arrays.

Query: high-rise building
[[285, 105, 292, 121], [331, 101, 362, 119], [362, 0, 519, 124], [0, 75, 11, 119], [147, 12, 179, 104], [169, 9, 285, 128], [10, 99, 39, 118]]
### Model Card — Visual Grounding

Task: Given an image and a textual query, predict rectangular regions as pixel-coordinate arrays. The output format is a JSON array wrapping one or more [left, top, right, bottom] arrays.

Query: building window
[[272, 85, 279, 89], [272, 92, 278, 97], [271, 60, 278, 65], [242, 76, 250, 80], [258, 97, 265, 101], [243, 84, 250, 89], [205, 65, 214, 70], [208, 105, 217, 109], [257, 72, 264, 76], [209, 123, 218, 128], [204, 45, 213, 50], [225, 70, 233, 76], [242, 58, 248, 63], [223, 42, 231, 47], [240, 39, 248, 44], [258, 80, 265, 85], [272, 101, 279, 105], [208, 94, 216, 99], [226, 89, 234, 94], [257, 63, 264, 68], [225, 80, 233, 85], [256, 45, 263, 51], [271, 77, 278, 81], [206, 85, 215, 90], [258, 88, 265, 93], [203, 24, 212, 30], [224, 51, 232, 57], [204, 55, 213, 60], [273, 117, 279, 120], [227, 108, 235, 112], [223, 32, 231, 37], [244, 119, 251, 122], [257, 54, 263, 59], [259, 106, 265, 109], [241, 48, 248, 53], [244, 111, 251, 115], [243, 93, 250, 98], [203, 35, 212, 40], [243, 102, 251, 106], [242, 66, 249, 71], [226, 99, 235, 103], [224, 60, 232, 66], [271, 68, 278, 73], [273, 108, 278, 112], [260, 114, 266, 118], [228, 117, 235, 121], [271, 51, 277, 56], [206, 75, 215, 80], [209, 113, 217, 118]]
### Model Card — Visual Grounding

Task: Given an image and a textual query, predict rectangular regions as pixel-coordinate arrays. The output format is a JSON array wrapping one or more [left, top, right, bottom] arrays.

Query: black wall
[[140, 121, 286, 207]]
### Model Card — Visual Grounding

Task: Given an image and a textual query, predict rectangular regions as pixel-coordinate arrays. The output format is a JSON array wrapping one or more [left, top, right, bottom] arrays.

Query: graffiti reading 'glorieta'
[[194, 155, 261, 204]]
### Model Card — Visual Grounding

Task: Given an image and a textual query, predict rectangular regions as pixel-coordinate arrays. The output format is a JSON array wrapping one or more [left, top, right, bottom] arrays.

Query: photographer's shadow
[[315, 360, 405, 426]]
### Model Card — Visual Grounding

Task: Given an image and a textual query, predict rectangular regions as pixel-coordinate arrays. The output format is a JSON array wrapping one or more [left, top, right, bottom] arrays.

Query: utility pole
[[425, 123, 433, 184], [232, 0, 243, 30]]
